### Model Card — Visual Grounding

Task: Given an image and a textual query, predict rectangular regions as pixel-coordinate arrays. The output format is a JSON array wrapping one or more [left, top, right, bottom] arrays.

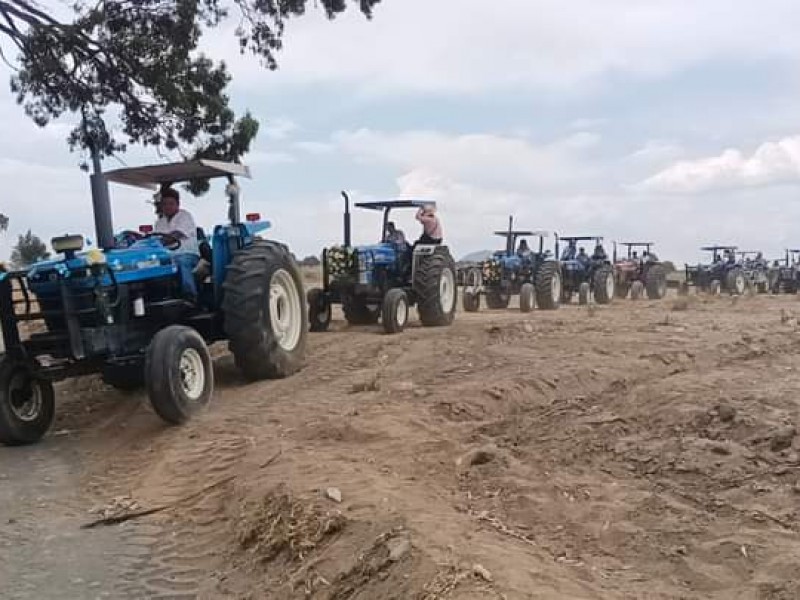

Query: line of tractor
[[0, 159, 796, 446]]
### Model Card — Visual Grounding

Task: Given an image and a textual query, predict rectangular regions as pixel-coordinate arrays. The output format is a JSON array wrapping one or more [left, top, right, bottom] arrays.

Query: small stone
[[325, 487, 343, 503], [458, 446, 497, 468], [674, 545, 687, 556], [522, 322, 534, 334], [386, 536, 411, 562], [770, 426, 796, 452], [390, 381, 414, 393], [413, 388, 429, 398], [716, 404, 736, 423], [472, 564, 493, 582], [710, 442, 731, 456]]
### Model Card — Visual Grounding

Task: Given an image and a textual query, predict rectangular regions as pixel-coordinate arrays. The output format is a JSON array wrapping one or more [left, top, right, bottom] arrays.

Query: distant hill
[[459, 250, 493, 263]]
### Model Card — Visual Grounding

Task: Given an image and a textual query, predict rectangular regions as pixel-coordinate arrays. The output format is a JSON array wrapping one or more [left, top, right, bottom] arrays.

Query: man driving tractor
[[153, 187, 200, 302]]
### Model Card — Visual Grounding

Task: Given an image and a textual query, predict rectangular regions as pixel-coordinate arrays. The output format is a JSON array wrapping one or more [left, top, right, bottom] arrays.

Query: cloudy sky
[[1, 0, 800, 264]]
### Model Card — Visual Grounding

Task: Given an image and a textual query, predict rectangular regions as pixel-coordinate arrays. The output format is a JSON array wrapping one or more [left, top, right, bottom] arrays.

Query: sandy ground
[[3, 289, 800, 599]]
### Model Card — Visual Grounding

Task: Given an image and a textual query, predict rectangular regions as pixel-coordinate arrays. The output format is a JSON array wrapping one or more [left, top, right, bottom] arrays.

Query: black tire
[[709, 279, 722, 296], [645, 265, 667, 299], [463, 289, 480, 312], [342, 296, 380, 325], [615, 282, 630, 299], [578, 282, 590, 305], [520, 283, 535, 312], [0, 358, 55, 446], [145, 326, 213, 425], [593, 266, 615, 304], [725, 268, 745, 296], [102, 363, 144, 392], [561, 289, 573, 305], [485, 289, 511, 309], [414, 248, 457, 326], [535, 262, 562, 310], [307, 288, 331, 332], [678, 282, 689, 296], [382, 289, 408, 334], [223, 240, 307, 380]]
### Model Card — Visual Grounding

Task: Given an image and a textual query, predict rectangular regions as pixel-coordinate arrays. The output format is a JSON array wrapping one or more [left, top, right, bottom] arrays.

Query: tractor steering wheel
[[149, 232, 182, 251], [114, 230, 144, 249]]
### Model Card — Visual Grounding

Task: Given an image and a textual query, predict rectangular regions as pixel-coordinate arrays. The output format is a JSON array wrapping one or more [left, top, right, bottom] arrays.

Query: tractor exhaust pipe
[[507, 215, 513, 255], [89, 143, 114, 250], [341, 191, 351, 247]]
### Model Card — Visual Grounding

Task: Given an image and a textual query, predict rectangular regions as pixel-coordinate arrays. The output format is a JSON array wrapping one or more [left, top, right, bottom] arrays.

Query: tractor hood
[[353, 243, 398, 267], [27, 238, 176, 290]]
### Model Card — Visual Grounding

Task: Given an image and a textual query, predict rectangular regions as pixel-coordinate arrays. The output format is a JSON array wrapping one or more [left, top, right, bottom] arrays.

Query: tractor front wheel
[[463, 289, 481, 312], [645, 265, 668, 299], [307, 288, 332, 332], [485, 289, 511, 309], [725, 268, 746, 296], [578, 282, 590, 305], [382, 289, 409, 334], [0, 358, 54, 446], [630, 280, 644, 300], [520, 283, 535, 313], [535, 262, 562, 310], [593, 266, 615, 304], [415, 248, 457, 326], [223, 240, 307, 380], [146, 326, 213, 425]]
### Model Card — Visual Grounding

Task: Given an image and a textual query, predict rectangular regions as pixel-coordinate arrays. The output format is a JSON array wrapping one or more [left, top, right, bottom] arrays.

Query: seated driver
[[155, 187, 200, 303]]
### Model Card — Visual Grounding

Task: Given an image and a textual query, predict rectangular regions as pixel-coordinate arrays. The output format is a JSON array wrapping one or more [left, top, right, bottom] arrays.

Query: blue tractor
[[306, 194, 457, 334], [683, 245, 746, 296], [0, 160, 307, 445], [768, 249, 800, 294], [461, 216, 562, 312], [556, 235, 615, 304]]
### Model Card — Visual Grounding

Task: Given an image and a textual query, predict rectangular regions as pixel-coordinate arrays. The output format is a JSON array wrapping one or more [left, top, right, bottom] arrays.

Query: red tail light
[[139, 224, 154, 234], [246, 213, 261, 222]]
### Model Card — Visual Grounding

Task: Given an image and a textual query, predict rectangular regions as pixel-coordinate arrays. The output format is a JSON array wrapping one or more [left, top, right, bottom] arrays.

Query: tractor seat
[[197, 227, 212, 263]]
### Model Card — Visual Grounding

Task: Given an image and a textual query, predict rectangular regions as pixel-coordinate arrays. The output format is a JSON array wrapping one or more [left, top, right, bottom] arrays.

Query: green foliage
[[0, 214, 8, 232], [11, 229, 50, 268], [0, 1, 380, 167]]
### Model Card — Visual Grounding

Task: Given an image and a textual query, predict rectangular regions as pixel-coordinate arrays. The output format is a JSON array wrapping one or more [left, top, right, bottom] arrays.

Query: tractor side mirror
[[246, 213, 261, 222], [139, 225, 154, 234]]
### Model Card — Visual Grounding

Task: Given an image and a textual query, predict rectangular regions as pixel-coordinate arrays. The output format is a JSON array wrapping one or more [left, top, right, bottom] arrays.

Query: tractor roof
[[736, 250, 762, 255], [700, 245, 737, 251], [559, 235, 603, 242], [493, 230, 549, 238], [618, 242, 654, 247], [355, 200, 435, 211], [788, 249, 800, 253], [105, 159, 251, 190]]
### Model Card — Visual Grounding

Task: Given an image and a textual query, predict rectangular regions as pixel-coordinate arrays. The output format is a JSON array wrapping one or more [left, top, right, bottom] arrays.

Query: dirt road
[[3, 291, 800, 599]]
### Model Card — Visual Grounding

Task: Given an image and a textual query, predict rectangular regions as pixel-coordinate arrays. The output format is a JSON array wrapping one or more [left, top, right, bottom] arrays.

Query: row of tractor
[[1, 159, 798, 448], [455, 217, 668, 314], [682, 246, 800, 296]]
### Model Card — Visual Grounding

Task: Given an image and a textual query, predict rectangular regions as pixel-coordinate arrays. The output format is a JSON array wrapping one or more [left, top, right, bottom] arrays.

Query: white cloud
[[636, 135, 800, 193], [294, 141, 335, 155], [209, 0, 800, 95], [260, 117, 298, 140]]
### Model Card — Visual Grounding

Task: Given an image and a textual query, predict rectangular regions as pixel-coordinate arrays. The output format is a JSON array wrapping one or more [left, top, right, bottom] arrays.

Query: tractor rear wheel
[[485, 289, 511, 309], [0, 358, 54, 446], [223, 240, 307, 380], [307, 288, 332, 332], [463, 289, 481, 312], [645, 265, 667, 299], [342, 296, 381, 325], [593, 266, 615, 304], [725, 268, 746, 296], [615, 282, 630, 299], [382, 289, 408, 334], [146, 326, 213, 425], [415, 248, 457, 326], [520, 283, 535, 313], [102, 363, 144, 392], [535, 262, 562, 310]]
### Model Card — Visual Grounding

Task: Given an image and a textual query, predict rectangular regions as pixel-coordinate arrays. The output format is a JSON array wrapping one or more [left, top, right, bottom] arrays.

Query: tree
[[0, 1, 381, 166], [0, 213, 7, 232], [11, 229, 49, 268], [300, 255, 321, 267]]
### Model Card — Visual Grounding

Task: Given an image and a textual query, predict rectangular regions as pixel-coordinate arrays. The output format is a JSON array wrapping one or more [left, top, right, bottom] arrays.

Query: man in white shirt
[[155, 187, 200, 302]]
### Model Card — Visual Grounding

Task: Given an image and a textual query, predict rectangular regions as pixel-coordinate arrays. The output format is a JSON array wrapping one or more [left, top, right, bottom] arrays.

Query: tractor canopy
[[105, 159, 251, 189]]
